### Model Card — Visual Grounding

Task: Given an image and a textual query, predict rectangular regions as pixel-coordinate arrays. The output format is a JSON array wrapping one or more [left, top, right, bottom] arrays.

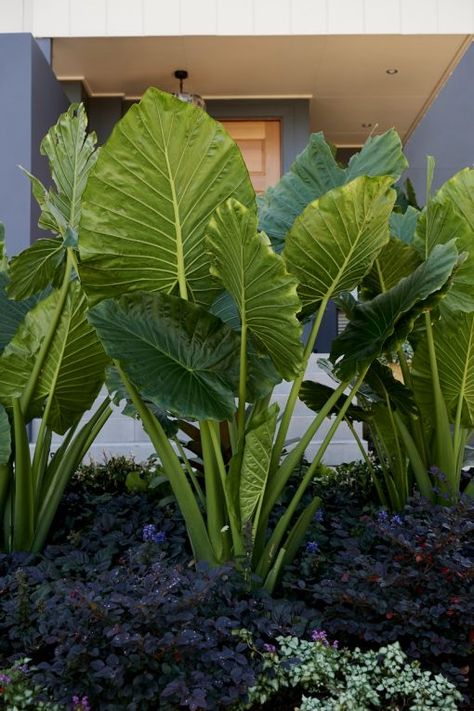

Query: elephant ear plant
[[78, 88, 424, 589], [304, 160, 474, 509], [0, 104, 111, 553]]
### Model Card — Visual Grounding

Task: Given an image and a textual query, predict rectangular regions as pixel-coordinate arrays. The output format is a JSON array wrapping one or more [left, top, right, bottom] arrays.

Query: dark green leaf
[[331, 241, 460, 379], [300, 380, 367, 422], [89, 292, 241, 421], [259, 129, 406, 251], [0, 272, 48, 355], [389, 206, 419, 244]]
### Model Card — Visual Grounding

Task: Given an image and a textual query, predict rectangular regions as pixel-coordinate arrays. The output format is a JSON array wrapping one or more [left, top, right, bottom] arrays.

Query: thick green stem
[[20, 250, 73, 416], [0, 463, 11, 526], [346, 417, 387, 507], [424, 313, 455, 492], [257, 369, 367, 578], [200, 421, 229, 563], [173, 436, 205, 508], [397, 347, 429, 466], [237, 322, 248, 447], [32, 399, 112, 552], [270, 300, 328, 473], [31, 401, 54, 493], [206, 420, 244, 558], [452, 322, 474, 480], [384, 391, 408, 503], [394, 411, 434, 502], [12, 398, 34, 551], [260, 378, 349, 527], [117, 365, 215, 563]]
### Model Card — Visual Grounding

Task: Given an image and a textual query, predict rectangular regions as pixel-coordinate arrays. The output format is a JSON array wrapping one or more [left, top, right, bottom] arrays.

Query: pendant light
[[172, 70, 206, 110]]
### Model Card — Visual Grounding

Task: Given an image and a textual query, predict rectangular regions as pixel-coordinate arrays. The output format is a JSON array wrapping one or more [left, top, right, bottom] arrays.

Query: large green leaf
[[88, 292, 241, 421], [209, 290, 241, 331], [344, 130, 408, 182], [209, 291, 282, 401], [7, 238, 64, 300], [414, 169, 474, 313], [437, 167, 474, 230], [0, 281, 109, 433], [257, 134, 344, 249], [0, 273, 48, 354], [11, 104, 97, 301], [240, 404, 278, 525], [258, 129, 406, 250], [412, 312, 474, 428], [389, 206, 419, 244], [361, 360, 417, 417], [79, 88, 255, 307], [207, 198, 303, 380], [0, 403, 11, 465], [284, 175, 396, 316], [24, 103, 98, 238], [361, 237, 422, 300], [331, 241, 460, 379]]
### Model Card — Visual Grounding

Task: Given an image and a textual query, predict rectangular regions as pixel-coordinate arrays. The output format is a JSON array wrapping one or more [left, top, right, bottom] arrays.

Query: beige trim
[[201, 94, 314, 100], [403, 34, 472, 142], [55, 80, 314, 102]]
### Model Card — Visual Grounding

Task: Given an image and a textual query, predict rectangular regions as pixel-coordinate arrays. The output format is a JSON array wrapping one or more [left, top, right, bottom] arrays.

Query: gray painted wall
[[0, 33, 68, 255], [404, 42, 474, 204], [88, 97, 123, 145]]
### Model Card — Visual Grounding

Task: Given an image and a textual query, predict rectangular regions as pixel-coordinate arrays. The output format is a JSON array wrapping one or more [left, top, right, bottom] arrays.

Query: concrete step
[[31, 355, 365, 466]]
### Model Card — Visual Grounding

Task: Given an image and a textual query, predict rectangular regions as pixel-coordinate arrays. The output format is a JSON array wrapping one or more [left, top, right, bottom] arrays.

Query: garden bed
[[0, 457, 471, 710]]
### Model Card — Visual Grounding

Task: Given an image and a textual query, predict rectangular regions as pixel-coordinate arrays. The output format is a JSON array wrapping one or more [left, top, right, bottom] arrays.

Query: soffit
[[52, 34, 470, 145]]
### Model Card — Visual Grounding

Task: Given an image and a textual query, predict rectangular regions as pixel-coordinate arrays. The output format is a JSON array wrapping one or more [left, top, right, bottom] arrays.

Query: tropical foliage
[[308, 161, 474, 508], [0, 105, 111, 553], [75, 87, 464, 589]]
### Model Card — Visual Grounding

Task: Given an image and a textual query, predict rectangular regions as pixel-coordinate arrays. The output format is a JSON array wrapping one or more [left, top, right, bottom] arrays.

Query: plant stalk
[[257, 369, 367, 578], [117, 364, 215, 563], [270, 300, 328, 473]]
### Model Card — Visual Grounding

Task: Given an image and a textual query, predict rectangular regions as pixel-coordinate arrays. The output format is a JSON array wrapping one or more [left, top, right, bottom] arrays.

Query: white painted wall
[[31, 355, 364, 466], [0, 0, 472, 36]]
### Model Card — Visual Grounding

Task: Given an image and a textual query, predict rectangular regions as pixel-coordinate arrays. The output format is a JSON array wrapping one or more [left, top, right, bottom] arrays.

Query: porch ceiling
[[52, 34, 471, 145]]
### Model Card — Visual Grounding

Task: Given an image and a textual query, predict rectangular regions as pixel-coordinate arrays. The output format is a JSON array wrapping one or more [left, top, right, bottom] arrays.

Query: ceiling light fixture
[[172, 70, 206, 109], [386, 68, 399, 75]]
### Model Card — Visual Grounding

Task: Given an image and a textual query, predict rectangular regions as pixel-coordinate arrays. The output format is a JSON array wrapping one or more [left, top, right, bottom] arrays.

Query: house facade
[[0, 0, 473, 462]]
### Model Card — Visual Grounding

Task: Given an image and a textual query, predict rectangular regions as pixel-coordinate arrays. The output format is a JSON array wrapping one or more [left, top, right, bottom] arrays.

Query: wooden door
[[220, 120, 281, 193]]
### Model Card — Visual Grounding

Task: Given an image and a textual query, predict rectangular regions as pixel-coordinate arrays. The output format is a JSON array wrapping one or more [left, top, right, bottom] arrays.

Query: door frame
[[206, 99, 310, 174]]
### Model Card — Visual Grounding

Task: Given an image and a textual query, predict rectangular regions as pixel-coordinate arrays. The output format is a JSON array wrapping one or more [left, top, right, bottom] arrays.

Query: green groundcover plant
[[74, 87, 469, 589], [241, 636, 462, 710], [0, 105, 111, 553], [0, 658, 60, 710]]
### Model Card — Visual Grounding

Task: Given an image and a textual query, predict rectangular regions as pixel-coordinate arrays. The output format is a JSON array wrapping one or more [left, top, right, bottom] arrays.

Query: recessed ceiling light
[[386, 68, 399, 75], [361, 123, 372, 128]]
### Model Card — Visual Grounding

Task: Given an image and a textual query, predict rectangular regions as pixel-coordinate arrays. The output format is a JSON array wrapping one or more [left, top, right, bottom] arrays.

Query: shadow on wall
[[403, 41, 474, 205]]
